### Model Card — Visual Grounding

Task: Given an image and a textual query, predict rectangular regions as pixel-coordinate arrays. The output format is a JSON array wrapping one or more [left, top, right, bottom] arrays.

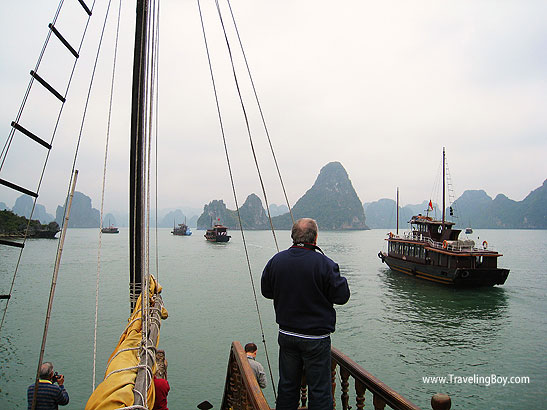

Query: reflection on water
[[379, 268, 509, 348]]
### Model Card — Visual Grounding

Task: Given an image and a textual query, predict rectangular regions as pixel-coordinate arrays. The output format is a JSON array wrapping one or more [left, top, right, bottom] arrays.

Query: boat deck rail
[[221, 341, 270, 410], [330, 346, 451, 410], [221, 342, 451, 410], [390, 232, 497, 253]]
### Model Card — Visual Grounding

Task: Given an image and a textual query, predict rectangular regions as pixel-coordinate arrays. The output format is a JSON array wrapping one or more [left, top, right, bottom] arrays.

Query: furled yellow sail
[[85, 276, 168, 410]]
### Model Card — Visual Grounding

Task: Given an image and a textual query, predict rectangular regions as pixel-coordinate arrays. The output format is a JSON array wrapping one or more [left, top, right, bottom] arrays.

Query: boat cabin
[[409, 214, 460, 242]]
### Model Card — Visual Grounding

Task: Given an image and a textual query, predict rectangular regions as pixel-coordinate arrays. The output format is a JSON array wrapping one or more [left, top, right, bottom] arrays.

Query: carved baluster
[[233, 360, 242, 408], [372, 394, 386, 410], [340, 367, 350, 410], [431, 393, 451, 410], [242, 388, 249, 410], [331, 360, 337, 409], [355, 379, 366, 410], [300, 372, 308, 408], [228, 355, 237, 409]]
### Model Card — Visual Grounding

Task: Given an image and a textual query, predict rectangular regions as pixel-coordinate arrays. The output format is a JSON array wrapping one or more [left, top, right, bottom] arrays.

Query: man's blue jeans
[[276, 332, 333, 410]]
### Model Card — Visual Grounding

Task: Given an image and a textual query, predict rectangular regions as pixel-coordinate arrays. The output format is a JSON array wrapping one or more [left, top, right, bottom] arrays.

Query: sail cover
[[85, 276, 168, 410]]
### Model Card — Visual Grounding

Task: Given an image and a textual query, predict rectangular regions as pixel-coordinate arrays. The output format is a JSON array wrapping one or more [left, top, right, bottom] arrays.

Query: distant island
[[197, 162, 368, 231], [2, 171, 545, 230], [364, 179, 547, 229], [0, 210, 60, 238]]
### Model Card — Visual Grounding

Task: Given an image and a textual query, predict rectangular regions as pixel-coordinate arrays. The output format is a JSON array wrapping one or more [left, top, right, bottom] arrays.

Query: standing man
[[261, 218, 350, 410], [245, 342, 267, 389], [27, 362, 69, 410]]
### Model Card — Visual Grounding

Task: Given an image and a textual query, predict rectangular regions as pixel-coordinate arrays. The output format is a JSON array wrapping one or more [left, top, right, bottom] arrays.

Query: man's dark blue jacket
[[261, 246, 350, 335]]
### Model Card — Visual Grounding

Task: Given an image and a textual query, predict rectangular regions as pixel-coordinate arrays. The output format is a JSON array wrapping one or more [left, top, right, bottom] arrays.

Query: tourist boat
[[204, 219, 231, 242], [0, 1, 452, 409], [172, 222, 192, 236], [101, 224, 119, 234], [378, 149, 509, 286]]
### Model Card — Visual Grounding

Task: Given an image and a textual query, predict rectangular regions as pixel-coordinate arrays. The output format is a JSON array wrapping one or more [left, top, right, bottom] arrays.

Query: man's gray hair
[[291, 218, 318, 244], [39, 362, 54, 379]]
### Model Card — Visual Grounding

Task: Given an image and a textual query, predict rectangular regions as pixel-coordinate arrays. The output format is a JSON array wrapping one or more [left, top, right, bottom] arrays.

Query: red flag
[[428, 200, 433, 210]]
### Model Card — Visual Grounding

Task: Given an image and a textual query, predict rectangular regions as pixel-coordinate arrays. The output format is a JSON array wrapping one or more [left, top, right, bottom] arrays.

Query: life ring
[[482, 240, 488, 249], [442, 240, 448, 249], [461, 271, 470, 279]]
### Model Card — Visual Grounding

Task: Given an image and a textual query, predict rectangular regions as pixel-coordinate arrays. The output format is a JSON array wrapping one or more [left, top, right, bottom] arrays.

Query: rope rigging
[[94, 0, 123, 391], [0, 0, 98, 336], [199, 0, 298, 399]]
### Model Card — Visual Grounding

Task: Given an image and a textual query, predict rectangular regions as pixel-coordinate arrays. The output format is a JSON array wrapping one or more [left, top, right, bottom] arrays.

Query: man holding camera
[[27, 362, 69, 410]]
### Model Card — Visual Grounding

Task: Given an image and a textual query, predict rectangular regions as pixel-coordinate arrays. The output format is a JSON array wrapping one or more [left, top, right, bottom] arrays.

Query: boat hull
[[205, 235, 230, 242], [379, 252, 509, 286]]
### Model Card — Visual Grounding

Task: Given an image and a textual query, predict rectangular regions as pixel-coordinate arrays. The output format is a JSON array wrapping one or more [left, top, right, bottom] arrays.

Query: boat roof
[[409, 215, 455, 227]]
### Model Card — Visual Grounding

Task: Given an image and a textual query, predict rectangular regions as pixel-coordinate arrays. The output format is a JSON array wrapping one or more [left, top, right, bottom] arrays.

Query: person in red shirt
[[153, 376, 170, 410], [153, 350, 170, 410]]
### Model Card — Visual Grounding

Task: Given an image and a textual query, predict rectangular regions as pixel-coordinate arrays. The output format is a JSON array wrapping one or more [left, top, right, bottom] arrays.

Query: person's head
[[245, 342, 258, 357], [39, 362, 54, 380], [291, 218, 318, 245]]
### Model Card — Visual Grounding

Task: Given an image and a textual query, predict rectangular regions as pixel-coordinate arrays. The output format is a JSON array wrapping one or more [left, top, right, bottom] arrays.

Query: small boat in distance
[[172, 220, 192, 236], [204, 219, 230, 242], [465, 227, 473, 234], [101, 223, 119, 234], [378, 149, 509, 286]]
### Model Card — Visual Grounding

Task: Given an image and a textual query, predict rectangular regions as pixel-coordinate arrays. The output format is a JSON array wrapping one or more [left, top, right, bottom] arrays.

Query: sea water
[[0, 229, 545, 409]]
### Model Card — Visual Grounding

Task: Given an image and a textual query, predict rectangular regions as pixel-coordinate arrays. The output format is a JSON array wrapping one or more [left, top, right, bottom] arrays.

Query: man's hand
[[56, 374, 65, 386]]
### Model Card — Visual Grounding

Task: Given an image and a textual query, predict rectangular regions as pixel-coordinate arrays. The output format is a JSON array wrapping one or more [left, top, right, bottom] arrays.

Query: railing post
[[300, 373, 308, 408], [331, 360, 337, 409], [355, 379, 366, 410], [431, 393, 451, 410], [373, 393, 387, 410], [340, 367, 350, 410]]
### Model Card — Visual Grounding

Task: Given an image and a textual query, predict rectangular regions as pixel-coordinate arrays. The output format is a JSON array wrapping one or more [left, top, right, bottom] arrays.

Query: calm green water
[[1, 229, 545, 409]]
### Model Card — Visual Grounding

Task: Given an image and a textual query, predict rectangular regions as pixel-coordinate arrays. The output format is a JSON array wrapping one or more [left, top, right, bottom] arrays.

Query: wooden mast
[[442, 147, 446, 231], [129, 0, 149, 312], [396, 187, 399, 235]]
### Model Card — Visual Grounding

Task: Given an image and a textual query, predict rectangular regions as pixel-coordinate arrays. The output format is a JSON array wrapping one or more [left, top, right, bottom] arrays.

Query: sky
[[1, 0, 546, 217]]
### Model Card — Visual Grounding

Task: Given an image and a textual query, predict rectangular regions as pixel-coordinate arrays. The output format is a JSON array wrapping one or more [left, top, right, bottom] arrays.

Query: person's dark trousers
[[276, 332, 333, 410]]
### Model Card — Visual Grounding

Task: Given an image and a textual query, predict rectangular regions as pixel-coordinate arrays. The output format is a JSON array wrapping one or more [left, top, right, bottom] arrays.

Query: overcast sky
[[1, 1, 546, 216]]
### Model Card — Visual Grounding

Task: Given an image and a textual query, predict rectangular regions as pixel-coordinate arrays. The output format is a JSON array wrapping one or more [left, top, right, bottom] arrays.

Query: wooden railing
[[220, 342, 451, 410], [220, 341, 270, 410], [329, 347, 451, 410]]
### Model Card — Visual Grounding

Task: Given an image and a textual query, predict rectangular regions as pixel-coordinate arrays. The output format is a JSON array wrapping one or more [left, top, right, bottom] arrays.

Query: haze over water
[[1, 228, 545, 409]]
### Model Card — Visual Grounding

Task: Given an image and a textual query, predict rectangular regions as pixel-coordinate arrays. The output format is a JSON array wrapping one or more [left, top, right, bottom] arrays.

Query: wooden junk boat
[[172, 222, 192, 236], [0, 1, 452, 409], [101, 224, 119, 234], [378, 149, 509, 286], [204, 220, 231, 242]]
